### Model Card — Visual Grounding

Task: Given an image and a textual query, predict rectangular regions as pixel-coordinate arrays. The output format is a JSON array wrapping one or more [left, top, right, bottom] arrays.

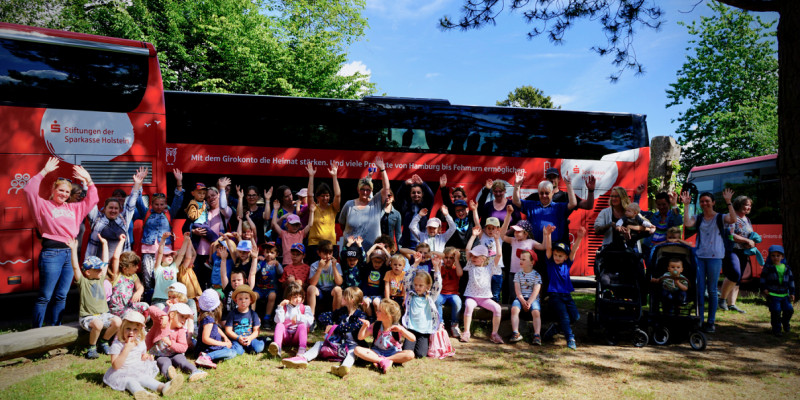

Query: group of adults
[[26, 155, 761, 335]]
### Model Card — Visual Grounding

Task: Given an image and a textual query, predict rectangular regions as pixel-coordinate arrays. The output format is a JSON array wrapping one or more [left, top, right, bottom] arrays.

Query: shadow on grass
[[75, 372, 104, 385]]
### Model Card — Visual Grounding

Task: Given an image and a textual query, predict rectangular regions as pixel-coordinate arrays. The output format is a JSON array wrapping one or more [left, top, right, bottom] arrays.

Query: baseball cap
[[123, 311, 146, 325], [485, 217, 500, 227], [162, 246, 177, 255], [553, 242, 570, 255], [297, 188, 308, 197], [545, 167, 559, 177], [83, 256, 107, 270], [290, 243, 305, 254], [768, 245, 784, 255], [426, 217, 441, 228], [468, 245, 489, 258], [453, 199, 468, 208], [286, 214, 301, 225], [169, 302, 193, 316], [236, 240, 253, 252], [168, 282, 187, 296], [344, 249, 360, 259], [194, 182, 207, 190]]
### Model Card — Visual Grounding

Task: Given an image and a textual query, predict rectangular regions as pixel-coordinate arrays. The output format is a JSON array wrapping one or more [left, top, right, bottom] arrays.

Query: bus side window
[[389, 128, 429, 150]]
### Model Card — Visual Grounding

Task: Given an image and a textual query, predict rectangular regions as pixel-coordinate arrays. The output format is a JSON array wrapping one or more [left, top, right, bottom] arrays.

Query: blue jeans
[[491, 275, 503, 303], [206, 347, 238, 361], [549, 293, 579, 340], [436, 294, 463, 325], [766, 295, 794, 333], [33, 248, 74, 327], [231, 338, 265, 355], [696, 257, 722, 325]]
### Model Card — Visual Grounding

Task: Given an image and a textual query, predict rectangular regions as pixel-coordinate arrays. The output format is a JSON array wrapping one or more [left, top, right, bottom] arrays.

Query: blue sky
[[343, 0, 778, 142]]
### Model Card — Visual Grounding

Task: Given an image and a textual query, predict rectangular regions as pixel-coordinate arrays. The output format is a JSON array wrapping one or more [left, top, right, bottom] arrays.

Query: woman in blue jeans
[[681, 189, 736, 333], [24, 157, 98, 327]]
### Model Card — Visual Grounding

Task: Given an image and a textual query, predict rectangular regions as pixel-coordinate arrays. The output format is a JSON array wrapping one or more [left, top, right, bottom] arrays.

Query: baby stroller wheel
[[652, 326, 670, 345], [689, 331, 707, 351], [632, 329, 648, 348]]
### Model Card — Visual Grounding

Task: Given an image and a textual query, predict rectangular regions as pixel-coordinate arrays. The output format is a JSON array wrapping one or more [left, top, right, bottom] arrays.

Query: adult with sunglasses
[[681, 188, 737, 333], [85, 166, 147, 260], [25, 157, 98, 327], [339, 157, 390, 250]]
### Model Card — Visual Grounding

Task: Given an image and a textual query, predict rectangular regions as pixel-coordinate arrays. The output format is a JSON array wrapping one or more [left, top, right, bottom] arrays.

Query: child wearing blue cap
[[542, 224, 586, 349], [761, 245, 795, 336], [68, 236, 122, 359]]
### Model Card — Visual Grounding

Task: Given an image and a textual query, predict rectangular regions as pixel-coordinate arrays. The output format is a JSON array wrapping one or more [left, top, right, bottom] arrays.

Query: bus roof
[[0, 22, 154, 56], [690, 153, 777, 173]]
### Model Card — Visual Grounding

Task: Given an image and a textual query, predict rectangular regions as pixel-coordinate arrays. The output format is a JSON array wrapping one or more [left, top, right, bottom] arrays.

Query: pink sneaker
[[460, 331, 470, 343], [490, 333, 504, 344], [282, 356, 308, 369], [378, 357, 393, 374], [195, 353, 217, 369]]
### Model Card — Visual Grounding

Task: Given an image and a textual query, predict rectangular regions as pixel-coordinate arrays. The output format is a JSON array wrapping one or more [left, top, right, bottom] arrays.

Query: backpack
[[695, 213, 733, 256]]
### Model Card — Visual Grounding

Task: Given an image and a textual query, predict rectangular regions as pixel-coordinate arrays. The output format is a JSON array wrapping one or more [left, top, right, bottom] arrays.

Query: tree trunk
[[777, 2, 800, 290]]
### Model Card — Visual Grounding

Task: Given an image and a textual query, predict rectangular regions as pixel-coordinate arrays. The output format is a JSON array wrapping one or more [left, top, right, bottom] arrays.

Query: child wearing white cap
[[460, 226, 504, 344], [146, 303, 207, 382], [104, 311, 184, 399], [196, 289, 236, 367], [409, 206, 456, 253]]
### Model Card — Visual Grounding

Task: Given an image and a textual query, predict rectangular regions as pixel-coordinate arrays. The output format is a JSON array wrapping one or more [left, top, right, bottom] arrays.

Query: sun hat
[[123, 311, 146, 325], [231, 284, 259, 303], [168, 282, 187, 296], [426, 217, 441, 228], [286, 214, 301, 225], [198, 288, 222, 312], [485, 217, 500, 227], [83, 256, 107, 270], [468, 245, 489, 258], [169, 302, 193, 316], [297, 188, 308, 197], [236, 240, 253, 252]]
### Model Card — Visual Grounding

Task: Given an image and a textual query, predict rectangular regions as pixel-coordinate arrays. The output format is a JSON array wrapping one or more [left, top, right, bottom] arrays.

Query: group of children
[[69, 166, 794, 398]]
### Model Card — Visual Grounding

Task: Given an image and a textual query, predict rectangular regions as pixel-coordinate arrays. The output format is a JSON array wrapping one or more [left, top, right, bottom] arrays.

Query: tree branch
[[716, 0, 780, 12]]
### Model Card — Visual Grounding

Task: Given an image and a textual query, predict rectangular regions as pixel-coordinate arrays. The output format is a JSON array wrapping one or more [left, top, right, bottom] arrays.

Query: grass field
[[1, 293, 799, 399]]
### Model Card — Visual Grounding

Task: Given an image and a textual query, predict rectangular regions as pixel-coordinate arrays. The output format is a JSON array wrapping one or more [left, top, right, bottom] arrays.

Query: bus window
[[389, 128, 429, 150], [0, 38, 148, 112]]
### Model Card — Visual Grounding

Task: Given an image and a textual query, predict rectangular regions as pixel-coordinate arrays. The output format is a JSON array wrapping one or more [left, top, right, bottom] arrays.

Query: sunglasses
[[152, 193, 166, 198], [57, 177, 72, 183]]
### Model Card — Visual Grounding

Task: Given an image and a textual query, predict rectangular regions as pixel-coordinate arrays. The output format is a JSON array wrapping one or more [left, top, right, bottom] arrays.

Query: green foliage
[[666, 2, 778, 173], [496, 85, 560, 109], [0, 0, 373, 99]]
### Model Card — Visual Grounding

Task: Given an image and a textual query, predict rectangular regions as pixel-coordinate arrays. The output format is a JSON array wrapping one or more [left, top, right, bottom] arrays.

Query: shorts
[[372, 345, 400, 358], [511, 297, 541, 312], [255, 288, 276, 300], [79, 313, 116, 331], [364, 295, 382, 304]]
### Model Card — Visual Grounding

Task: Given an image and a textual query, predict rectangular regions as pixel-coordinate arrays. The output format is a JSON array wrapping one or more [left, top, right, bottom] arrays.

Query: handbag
[[427, 323, 455, 359], [318, 324, 350, 361]]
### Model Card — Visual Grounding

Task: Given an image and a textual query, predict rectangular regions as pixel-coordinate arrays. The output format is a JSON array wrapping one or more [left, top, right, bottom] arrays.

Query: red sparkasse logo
[[573, 165, 580, 174], [50, 120, 60, 133]]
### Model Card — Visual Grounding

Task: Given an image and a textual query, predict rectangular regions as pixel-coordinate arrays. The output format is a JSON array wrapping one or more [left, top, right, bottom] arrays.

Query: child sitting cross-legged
[[68, 236, 121, 359], [269, 282, 314, 358], [351, 298, 416, 376], [146, 302, 207, 382], [225, 285, 265, 354]]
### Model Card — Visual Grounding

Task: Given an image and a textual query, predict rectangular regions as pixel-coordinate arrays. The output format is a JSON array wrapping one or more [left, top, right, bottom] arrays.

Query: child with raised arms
[[269, 282, 314, 358], [152, 232, 191, 307], [542, 225, 586, 349], [461, 226, 504, 344], [436, 247, 464, 338], [401, 254, 442, 358], [68, 236, 121, 359], [108, 235, 149, 318], [140, 169, 185, 293], [351, 298, 416, 376], [103, 311, 183, 399], [272, 203, 315, 265], [409, 205, 456, 253]]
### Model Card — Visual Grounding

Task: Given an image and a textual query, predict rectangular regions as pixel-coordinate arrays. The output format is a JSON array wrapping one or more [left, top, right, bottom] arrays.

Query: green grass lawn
[[2, 292, 799, 400]]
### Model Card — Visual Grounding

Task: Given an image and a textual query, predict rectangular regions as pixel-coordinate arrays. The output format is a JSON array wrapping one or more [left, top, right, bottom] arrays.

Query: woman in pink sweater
[[24, 157, 98, 327]]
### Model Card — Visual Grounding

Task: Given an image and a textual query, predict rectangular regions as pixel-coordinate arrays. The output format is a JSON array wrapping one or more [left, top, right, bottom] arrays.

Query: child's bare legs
[[354, 346, 414, 365], [510, 306, 521, 333], [307, 286, 319, 315], [332, 287, 342, 313], [531, 310, 541, 335], [267, 291, 277, 315]]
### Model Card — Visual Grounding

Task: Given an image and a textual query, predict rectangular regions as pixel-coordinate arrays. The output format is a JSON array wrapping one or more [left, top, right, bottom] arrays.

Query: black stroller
[[647, 242, 707, 351], [587, 246, 650, 347]]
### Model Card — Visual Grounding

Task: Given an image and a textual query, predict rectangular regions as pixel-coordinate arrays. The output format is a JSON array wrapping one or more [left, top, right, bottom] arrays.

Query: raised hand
[[506, 205, 513, 214], [468, 199, 477, 211], [237, 185, 245, 199], [439, 174, 447, 187], [562, 171, 571, 185], [544, 225, 556, 235], [680, 191, 692, 205], [355, 236, 363, 246], [722, 188, 734, 203], [172, 168, 182, 183], [73, 165, 92, 185], [668, 191, 678, 207], [217, 177, 231, 190], [374, 156, 385, 171], [485, 179, 493, 190], [162, 232, 171, 240], [576, 226, 587, 238], [305, 162, 316, 176], [585, 175, 596, 191], [418, 208, 429, 217], [441, 205, 449, 217], [634, 183, 645, 196], [328, 162, 338, 177], [472, 226, 483, 237], [42, 157, 60, 174], [514, 170, 525, 186], [272, 199, 281, 211], [411, 174, 423, 185], [264, 187, 273, 201], [66, 238, 78, 251], [133, 166, 148, 185]]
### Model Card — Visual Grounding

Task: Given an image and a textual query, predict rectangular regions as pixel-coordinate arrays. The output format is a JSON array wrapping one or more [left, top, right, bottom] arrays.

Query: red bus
[[0, 22, 166, 294], [0, 23, 650, 295], [685, 153, 782, 280]]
